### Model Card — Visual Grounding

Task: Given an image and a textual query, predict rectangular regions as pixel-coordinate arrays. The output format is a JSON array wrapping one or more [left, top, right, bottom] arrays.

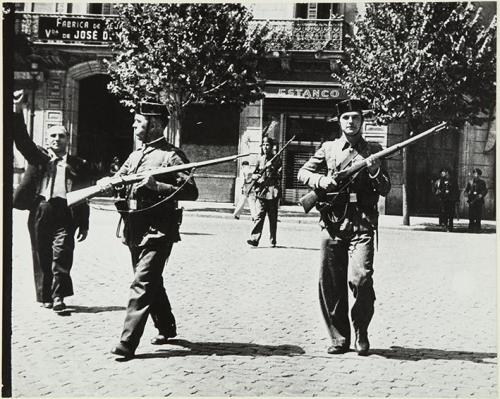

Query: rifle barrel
[[67, 152, 250, 207]]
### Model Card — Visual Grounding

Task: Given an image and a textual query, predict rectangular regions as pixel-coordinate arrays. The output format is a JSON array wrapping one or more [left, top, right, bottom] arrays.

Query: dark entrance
[[408, 128, 459, 216], [264, 98, 339, 204], [77, 74, 133, 180]]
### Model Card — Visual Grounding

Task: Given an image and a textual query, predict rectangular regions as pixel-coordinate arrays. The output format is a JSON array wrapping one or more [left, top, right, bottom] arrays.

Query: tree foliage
[[106, 3, 276, 119], [339, 2, 496, 130]]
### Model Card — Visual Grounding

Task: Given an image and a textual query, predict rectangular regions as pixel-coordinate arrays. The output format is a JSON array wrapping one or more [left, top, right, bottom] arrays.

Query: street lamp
[[29, 62, 40, 139]]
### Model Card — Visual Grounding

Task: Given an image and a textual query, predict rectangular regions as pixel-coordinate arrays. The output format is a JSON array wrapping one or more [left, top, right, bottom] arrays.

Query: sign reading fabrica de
[[38, 16, 115, 43]]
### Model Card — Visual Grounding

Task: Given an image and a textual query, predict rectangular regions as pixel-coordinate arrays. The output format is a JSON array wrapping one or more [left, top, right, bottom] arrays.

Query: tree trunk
[[402, 145, 410, 225], [402, 121, 411, 226]]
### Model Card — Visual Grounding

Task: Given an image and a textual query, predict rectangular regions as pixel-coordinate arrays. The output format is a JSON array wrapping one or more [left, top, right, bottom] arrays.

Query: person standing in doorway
[[433, 168, 459, 231], [246, 136, 282, 248], [233, 160, 257, 220], [464, 168, 488, 233], [97, 101, 198, 359], [12, 90, 90, 313], [298, 99, 391, 356]]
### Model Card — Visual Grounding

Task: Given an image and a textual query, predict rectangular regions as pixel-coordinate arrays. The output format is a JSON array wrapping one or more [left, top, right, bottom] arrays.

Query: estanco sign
[[38, 16, 115, 43], [266, 85, 347, 100]]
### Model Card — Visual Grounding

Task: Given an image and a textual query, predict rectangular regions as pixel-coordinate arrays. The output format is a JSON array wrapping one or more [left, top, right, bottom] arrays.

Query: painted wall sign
[[265, 85, 347, 100], [38, 16, 115, 43]]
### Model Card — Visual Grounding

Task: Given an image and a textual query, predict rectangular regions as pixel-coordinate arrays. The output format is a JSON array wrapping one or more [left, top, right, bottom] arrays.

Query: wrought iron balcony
[[251, 18, 347, 53], [14, 12, 347, 53]]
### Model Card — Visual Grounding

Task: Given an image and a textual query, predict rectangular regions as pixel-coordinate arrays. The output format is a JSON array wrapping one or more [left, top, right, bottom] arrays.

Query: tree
[[338, 2, 496, 224], [106, 3, 277, 146]]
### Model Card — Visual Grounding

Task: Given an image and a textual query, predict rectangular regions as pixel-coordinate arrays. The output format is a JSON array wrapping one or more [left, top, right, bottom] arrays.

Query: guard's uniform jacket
[[115, 136, 198, 247], [298, 134, 390, 350], [298, 136, 390, 237], [12, 112, 90, 303]]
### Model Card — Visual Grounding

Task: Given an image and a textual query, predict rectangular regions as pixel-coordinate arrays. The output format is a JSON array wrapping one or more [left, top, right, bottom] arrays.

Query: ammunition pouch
[[114, 199, 183, 245]]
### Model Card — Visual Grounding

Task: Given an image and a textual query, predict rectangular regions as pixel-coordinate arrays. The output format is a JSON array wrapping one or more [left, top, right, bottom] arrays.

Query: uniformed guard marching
[[464, 168, 488, 233], [246, 136, 282, 248], [98, 101, 198, 358], [298, 99, 391, 356]]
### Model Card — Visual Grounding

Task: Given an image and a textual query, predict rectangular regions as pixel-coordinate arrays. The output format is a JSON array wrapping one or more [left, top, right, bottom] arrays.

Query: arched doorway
[[77, 74, 133, 180]]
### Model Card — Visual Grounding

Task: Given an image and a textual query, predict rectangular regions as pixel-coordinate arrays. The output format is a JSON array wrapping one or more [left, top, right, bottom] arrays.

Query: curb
[[88, 199, 496, 233]]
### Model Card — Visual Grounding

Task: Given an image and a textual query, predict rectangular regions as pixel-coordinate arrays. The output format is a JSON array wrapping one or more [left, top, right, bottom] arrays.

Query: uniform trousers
[[319, 230, 375, 348], [468, 201, 484, 232], [250, 197, 279, 245], [27, 197, 75, 303], [120, 239, 176, 350], [438, 200, 455, 231]]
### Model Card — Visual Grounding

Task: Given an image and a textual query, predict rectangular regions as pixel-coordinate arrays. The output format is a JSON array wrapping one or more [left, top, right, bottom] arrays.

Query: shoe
[[53, 297, 66, 312], [247, 239, 258, 247], [271, 242, 276, 247], [327, 345, 349, 354], [111, 342, 135, 358], [234, 215, 240, 220], [41, 302, 53, 309], [151, 331, 177, 345], [355, 330, 370, 356]]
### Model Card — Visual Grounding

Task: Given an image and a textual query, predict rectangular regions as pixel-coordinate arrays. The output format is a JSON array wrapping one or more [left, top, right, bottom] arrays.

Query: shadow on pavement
[[273, 245, 320, 251], [135, 339, 305, 359], [418, 223, 496, 234], [370, 346, 497, 363], [69, 305, 126, 313]]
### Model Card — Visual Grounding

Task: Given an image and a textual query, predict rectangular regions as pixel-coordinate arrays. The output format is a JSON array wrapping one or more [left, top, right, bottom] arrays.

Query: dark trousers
[[120, 240, 176, 350], [438, 200, 455, 231], [250, 197, 279, 245], [319, 230, 375, 348], [27, 198, 75, 303], [468, 202, 483, 232]]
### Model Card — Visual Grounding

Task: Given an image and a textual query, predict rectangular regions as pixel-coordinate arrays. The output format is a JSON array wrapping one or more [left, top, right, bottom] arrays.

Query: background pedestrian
[[464, 168, 488, 232]]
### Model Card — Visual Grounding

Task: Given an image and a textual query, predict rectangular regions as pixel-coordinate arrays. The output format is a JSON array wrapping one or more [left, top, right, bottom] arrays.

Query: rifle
[[67, 153, 250, 207], [245, 135, 296, 196], [299, 122, 448, 213]]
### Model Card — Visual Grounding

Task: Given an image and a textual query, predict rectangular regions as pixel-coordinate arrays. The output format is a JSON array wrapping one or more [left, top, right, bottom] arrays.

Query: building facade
[[11, 2, 496, 218]]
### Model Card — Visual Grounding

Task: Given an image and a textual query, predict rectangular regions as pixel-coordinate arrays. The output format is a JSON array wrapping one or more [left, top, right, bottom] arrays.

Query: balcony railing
[[251, 18, 347, 53], [15, 12, 347, 52]]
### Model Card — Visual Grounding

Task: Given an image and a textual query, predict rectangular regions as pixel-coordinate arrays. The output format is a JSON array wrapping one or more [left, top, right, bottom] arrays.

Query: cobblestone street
[[10, 208, 497, 397]]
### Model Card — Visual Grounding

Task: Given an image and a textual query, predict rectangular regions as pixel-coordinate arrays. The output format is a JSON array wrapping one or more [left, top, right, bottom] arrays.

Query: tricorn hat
[[335, 99, 369, 116], [327, 99, 370, 122], [137, 101, 169, 117]]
